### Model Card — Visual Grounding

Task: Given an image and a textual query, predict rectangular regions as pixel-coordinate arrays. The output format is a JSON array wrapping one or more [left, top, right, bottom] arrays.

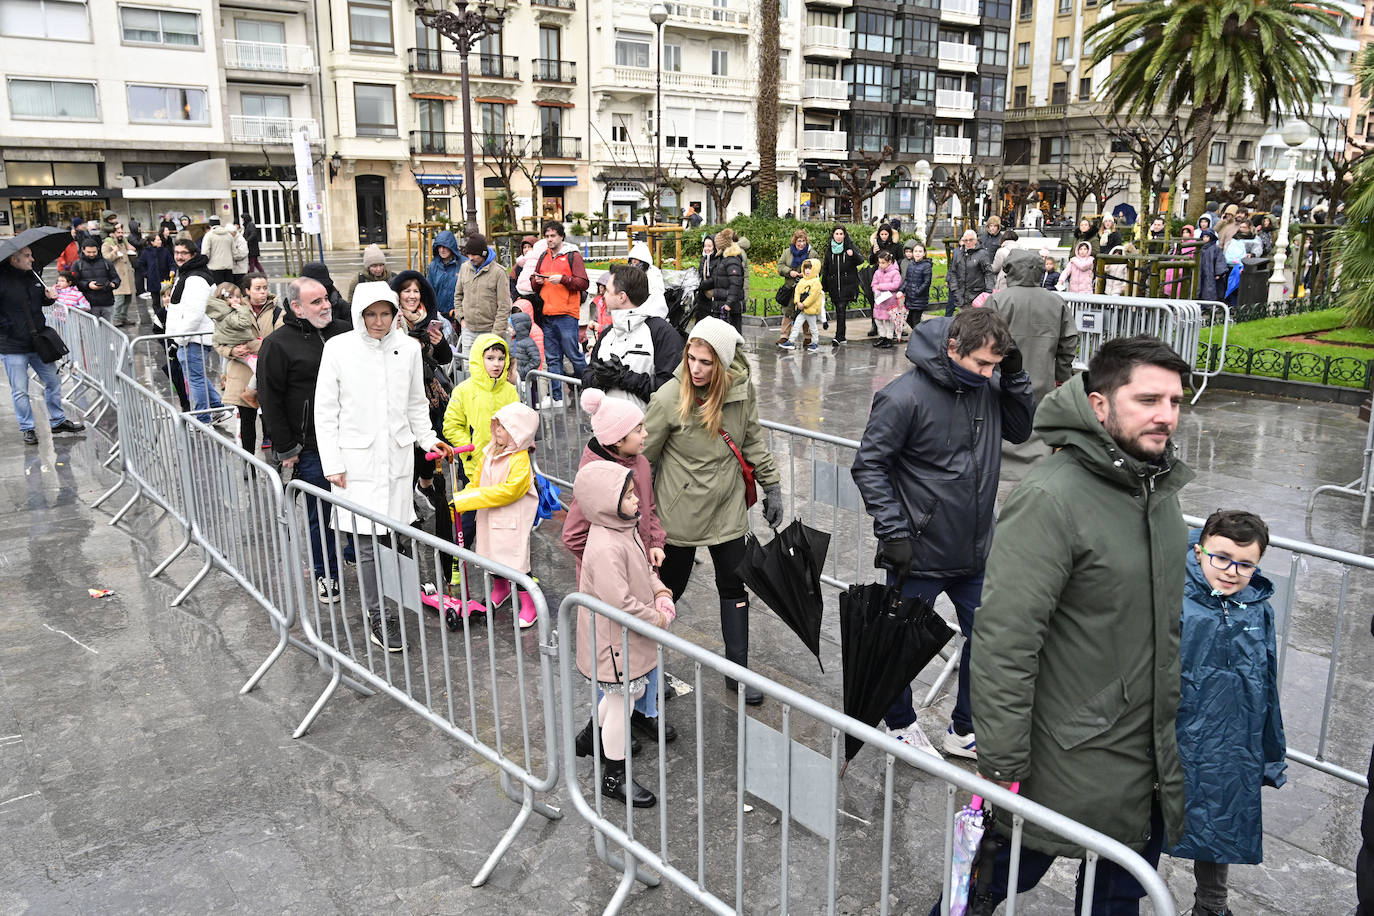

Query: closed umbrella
[[737, 519, 830, 671]]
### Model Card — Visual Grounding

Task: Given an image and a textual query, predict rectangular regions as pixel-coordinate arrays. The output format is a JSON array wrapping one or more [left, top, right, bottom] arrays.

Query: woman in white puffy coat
[[314, 280, 454, 651]]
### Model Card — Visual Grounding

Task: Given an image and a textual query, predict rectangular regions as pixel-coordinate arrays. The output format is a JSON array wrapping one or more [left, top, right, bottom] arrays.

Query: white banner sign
[[293, 129, 321, 235]]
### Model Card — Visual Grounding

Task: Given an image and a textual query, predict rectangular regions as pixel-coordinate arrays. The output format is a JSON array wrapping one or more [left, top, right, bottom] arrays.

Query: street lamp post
[[1269, 119, 1311, 302], [416, 0, 507, 236], [1059, 58, 1076, 219], [649, 4, 668, 226]]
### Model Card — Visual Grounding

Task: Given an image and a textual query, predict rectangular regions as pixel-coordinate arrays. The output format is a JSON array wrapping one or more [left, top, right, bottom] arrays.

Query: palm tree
[[1338, 45, 1374, 328], [754, 0, 781, 218], [1086, 0, 1335, 223]]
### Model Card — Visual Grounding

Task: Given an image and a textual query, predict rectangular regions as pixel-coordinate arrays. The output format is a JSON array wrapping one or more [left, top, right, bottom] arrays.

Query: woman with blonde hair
[[643, 317, 783, 704]]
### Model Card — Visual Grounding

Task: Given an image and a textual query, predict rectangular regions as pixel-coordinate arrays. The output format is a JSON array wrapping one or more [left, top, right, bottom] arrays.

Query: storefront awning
[[538, 177, 577, 187], [414, 174, 464, 186], [123, 158, 230, 200]]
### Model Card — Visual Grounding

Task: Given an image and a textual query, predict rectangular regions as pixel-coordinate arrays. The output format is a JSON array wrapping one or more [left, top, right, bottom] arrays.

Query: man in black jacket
[[582, 263, 683, 409], [0, 247, 85, 444], [946, 230, 993, 316], [257, 277, 349, 601], [851, 309, 1033, 760], [72, 238, 121, 323]]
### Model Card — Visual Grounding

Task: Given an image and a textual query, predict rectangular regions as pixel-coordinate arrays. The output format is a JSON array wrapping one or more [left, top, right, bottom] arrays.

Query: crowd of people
[[2, 209, 1370, 916]]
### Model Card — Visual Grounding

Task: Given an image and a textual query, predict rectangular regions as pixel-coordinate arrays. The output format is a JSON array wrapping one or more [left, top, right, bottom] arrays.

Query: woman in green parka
[[643, 317, 784, 705]]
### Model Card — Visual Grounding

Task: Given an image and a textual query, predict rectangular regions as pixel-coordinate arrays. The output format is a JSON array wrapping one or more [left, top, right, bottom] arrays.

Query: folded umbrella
[[0, 226, 72, 268], [738, 519, 830, 671], [840, 581, 955, 762]]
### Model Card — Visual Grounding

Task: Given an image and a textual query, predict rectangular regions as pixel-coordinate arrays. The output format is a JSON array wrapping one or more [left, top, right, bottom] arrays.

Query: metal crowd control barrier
[[524, 368, 591, 495], [282, 480, 562, 886], [1309, 405, 1374, 528], [54, 307, 110, 423], [1056, 292, 1231, 403], [122, 331, 221, 419], [1184, 513, 1372, 788], [558, 592, 1177, 916]]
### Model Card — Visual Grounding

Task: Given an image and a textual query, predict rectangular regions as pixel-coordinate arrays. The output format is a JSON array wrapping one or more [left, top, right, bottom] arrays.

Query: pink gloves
[[655, 595, 676, 626]]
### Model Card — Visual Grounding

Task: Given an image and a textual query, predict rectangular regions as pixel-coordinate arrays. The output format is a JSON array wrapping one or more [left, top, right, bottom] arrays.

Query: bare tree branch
[[815, 146, 894, 224], [685, 150, 758, 222]]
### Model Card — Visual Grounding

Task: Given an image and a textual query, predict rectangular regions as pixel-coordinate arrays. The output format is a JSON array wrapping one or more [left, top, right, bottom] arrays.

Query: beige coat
[[101, 237, 136, 295], [453, 253, 511, 337], [203, 225, 237, 271], [574, 460, 672, 684], [449, 402, 540, 573], [215, 298, 282, 407]]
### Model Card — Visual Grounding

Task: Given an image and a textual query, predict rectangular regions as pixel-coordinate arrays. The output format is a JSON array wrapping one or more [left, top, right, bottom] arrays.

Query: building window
[[844, 62, 895, 103], [539, 25, 561, 62], [1054, 36, 1069, 61], [979, 27, 1008, 67], [897, 66, 935, 106], [663, 43, 682, 71], [976, 121, 1002, 158], [127, 84, 207, 123], [353, 83, 396, 136], [0, 0, 90, 40], [902, 17, 934, 58], [238, 18, 285, 44], [5, 160, 98, 186], [1058, 0, 1071, 13], [848, 10, 895, 53], [1015, 41, 1029, 67], [6, 78, 97, 119], [478, 102, 506, 137], [1018, 0, 1032, 19], [1003, 137, 1031, 165], [711, 48, 729, 76], [348, 0, 392, 53], [845, 112, 891, 152], [610, 115, 631, 142], [614, 31, 651, 68], [1013, 84, 1027, 108], [1209, 140, 1227, 166], [898, 117, 933, 155], [1051, 81, 1067, 105], [120, 5, 200, 46], [981, 0, 1010, 18], [1039, 136, 1068, 164], [976, 75, 1005, 112], [1078, 76, 1091, 100], [241, 92, 289, 119]]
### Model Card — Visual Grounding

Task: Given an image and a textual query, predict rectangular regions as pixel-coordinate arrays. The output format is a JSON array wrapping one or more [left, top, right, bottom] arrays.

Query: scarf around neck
[[789, 244, 807, 269]]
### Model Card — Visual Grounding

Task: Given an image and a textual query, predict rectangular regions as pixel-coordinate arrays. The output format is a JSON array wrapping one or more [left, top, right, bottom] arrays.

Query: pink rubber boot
[[517, 589, 538, 629], [490, 577, 512, 609]]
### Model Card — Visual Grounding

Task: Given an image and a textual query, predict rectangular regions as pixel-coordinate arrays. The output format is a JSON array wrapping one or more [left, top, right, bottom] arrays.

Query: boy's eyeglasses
[[1199, 546, 1257, 578]]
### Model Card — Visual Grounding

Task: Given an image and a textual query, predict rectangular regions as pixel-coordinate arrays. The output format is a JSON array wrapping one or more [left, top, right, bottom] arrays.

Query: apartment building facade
[[0, 0, 324, 243]]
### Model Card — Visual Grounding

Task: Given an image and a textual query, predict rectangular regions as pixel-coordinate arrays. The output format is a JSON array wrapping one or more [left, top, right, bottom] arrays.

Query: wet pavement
[[0, 321, 1368, 914]]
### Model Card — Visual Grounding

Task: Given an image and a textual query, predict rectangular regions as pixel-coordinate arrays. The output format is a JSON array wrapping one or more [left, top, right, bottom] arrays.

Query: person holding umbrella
[[0, 232, 86, 444]]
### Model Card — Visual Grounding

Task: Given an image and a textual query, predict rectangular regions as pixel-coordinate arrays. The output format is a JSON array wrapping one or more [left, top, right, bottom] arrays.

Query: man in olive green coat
[[967, 335, 1194, 914]]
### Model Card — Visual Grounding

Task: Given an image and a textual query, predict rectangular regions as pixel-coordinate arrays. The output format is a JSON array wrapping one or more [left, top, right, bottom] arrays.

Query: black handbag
[[22, 283, 68, 364]]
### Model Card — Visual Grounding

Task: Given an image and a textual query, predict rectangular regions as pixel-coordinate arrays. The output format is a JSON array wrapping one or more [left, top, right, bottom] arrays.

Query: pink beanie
[[580, 388, 644, 446]]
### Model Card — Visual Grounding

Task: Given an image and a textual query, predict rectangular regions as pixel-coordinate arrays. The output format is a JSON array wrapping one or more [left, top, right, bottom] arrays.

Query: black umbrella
[[0, 226, 73, 268], [840, 582, 955, 764], [738, 519, 831, 671]]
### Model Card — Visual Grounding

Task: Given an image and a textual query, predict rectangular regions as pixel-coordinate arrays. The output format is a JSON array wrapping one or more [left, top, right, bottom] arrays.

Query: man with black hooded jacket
[[851, 309, 1033, 760]]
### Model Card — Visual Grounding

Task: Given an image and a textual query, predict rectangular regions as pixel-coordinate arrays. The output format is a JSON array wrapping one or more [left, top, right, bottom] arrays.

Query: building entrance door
[[355, 175, 387, 245]]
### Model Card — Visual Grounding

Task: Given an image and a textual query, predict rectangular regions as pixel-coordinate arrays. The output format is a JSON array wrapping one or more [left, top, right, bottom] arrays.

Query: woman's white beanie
[[688, 316, 742, 367]]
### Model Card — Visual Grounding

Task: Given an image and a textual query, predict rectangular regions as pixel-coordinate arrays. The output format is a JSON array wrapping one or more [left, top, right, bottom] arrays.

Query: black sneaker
[[370, 617, 405, 653], [50, 419, 85, 436], [22, 429, 37, 446], [316, 576, 340, 603]]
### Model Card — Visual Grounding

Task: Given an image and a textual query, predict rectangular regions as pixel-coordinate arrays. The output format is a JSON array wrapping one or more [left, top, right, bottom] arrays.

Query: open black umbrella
[[738, 519, 830, 671], [0, 226, 72, 268], [840, 582, 955, 763]]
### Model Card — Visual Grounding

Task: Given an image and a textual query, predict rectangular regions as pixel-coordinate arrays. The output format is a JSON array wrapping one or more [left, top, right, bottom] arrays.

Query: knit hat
[[463, 233, 488, 256], [687, 316, 741, 368], [363, 243, 386, 268], [580, 388, 645, 447], [71, 216, 85, 228]]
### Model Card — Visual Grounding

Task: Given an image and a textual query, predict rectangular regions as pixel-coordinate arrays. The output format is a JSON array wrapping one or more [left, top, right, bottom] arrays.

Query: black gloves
[[761, 485, 784, 528], [591, 355, 626, 390], [876, 537, 915, 579], [1000, 345, 1023, 378]]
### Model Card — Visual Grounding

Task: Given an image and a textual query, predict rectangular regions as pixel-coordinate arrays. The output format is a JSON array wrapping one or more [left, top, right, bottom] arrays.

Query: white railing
[[603, 66, 796, 98], [803, 78, 849, 102], [229, 115, 321, 145], [937, 40, 978, 67], [221, 39, 318, 74], [940, 0, 980, 18], [662, 0, 749, 27], [935, 88, 975, 111], [804, 25, 851, 51], [595, 141, 797, 171], [933, 135, 972, 159], [802, 129, 848, 151]]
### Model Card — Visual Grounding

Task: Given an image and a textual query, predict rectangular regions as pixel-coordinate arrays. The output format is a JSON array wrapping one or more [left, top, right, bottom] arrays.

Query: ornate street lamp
[[649, 3, 668, 224], [1268, 118, 1311, 302], [416, 0, 508, 235]]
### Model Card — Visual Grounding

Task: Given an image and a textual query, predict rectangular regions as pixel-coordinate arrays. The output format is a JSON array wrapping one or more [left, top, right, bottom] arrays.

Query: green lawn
[[1204, 308, 1374, 388]]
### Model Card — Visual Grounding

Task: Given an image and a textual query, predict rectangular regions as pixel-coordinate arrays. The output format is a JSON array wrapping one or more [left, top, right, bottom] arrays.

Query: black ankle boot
[[631, 710, 678, 743], [720, 597, 764, 705], [575, 718, 641, 759], [602, 758, 656, 808]]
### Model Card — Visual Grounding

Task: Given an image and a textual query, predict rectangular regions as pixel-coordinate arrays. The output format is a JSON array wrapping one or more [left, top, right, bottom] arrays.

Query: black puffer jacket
[[255, 308, 351, 460], [851, 316, 1035, 578], [717, 242, 747, 312], [946, 245, 992, 310], [0, 263, 50, 355], [821, 230, 863, 303], [73, 250, 121, 308]]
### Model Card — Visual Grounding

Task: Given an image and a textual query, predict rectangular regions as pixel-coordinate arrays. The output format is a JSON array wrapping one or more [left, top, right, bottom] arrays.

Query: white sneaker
[[887, 722, 941, 760], [942, 726, 977, 759], [538, 396, 553, 409]]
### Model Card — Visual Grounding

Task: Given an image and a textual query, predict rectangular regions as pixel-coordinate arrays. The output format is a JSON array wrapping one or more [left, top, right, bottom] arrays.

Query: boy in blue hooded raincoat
[[1170, 509, 1286, 916]]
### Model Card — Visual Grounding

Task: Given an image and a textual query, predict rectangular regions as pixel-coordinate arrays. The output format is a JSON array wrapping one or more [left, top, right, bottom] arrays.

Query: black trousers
[[832, 300, 851, 341], [657, 537, 748, 603]]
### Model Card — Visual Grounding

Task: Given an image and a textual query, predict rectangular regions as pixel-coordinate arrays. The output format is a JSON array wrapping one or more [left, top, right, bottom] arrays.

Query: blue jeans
[[542, 314, 585, 401], [2, 352, 67, 431], [596, 666, 660, 718], [178, 342, 223, 416], [294, 449, 339, 582], [883, 572, 984, 734]]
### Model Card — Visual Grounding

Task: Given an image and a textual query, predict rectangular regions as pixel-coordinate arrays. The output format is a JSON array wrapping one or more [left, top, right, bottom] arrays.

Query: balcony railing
[[596, 141, 796, 170], [803, 78, 849, 102], [933, 136, 972, 159], [531, 0, 576, 8], [409, 48, 519, 79], [803, 25, 851, 53], [935, 88, 975, 111], [533, 58, 577, 83], [410, 130, 529, 157], [538, 136, 582, 158], [802, 129, 848, 151], [603, 66, 796, 99], [937, 40, 978, 68], [662, 0, 749, 28], [221, 39, 317, 73], [939, 0, 979, 21], [230, 115, 320, 145]]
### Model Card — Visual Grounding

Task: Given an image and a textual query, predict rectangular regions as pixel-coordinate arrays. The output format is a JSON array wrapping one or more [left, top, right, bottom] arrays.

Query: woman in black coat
[[138, 234, 175, 299], [716, 233, 747, 333], [821, 226, 862, 345], [694, 234, 719, 324]]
